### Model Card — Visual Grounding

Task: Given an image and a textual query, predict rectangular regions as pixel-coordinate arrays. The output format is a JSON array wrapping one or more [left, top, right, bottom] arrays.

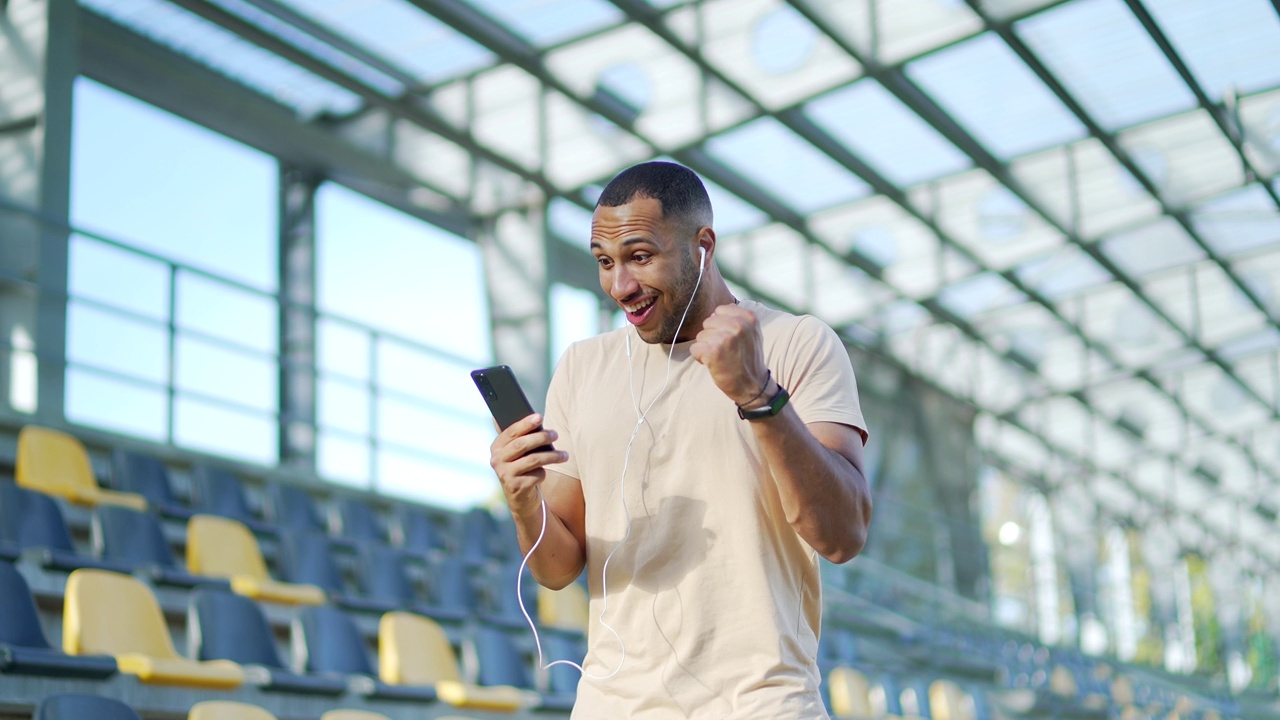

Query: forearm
[[510, 502, 586, 589], [750, 404, 871, 564]]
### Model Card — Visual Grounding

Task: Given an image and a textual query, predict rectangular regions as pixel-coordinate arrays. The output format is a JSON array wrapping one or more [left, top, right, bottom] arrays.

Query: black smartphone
[[471, 365, 556, 453]]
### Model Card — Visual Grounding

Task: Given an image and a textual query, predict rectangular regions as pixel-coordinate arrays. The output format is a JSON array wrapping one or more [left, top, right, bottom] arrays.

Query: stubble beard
[[640, 247, 703, 345]]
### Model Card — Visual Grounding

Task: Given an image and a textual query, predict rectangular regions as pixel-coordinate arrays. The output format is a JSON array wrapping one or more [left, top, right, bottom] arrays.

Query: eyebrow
[[589, 237, 656, 251]]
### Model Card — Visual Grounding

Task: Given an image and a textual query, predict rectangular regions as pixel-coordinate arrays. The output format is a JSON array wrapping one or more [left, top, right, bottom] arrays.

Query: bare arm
[[690, 305, 872, 564], [489, 413, 587, 589], [746, 382, 871, 563]]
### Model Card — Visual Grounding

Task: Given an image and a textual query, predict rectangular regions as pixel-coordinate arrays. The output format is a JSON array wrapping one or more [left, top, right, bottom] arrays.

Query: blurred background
[[2, 0, 1279, 718]]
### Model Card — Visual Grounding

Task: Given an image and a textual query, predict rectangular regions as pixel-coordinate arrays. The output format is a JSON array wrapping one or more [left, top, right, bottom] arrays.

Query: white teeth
[[624, 297, 655, 314]]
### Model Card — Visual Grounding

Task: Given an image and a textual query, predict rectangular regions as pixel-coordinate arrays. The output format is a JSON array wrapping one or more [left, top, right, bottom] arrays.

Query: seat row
[[30, 695, 400, 720], [1, 480, 589, 634], [14, 425, 518, 566], [1, 561, 580, 713]]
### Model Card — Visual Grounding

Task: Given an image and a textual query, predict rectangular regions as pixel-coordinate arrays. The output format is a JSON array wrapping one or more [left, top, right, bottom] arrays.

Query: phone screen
[[471, 365, 555, 452]]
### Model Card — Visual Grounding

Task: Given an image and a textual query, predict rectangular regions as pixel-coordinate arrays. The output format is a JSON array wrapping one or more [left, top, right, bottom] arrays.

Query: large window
[[67, 79, 279, 463], [315, 183, 495, 509]]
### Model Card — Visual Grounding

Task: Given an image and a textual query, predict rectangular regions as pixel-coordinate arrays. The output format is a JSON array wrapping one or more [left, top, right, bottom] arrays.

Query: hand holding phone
[[472, 366, 564, 514]]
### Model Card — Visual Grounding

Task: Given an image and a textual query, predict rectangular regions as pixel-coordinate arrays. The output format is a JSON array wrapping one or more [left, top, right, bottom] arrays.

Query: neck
[[671, 276, 736, 344]]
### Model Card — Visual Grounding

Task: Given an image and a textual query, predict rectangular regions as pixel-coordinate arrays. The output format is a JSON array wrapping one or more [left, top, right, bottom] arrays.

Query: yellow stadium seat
[[829, 666, 875, 719], [186, 514, 325, 605], [320, 712, 392, 720], [62, 569, 243, 689], [16, 426, 146, 510], [928, 680, 976, 720], [379, 611, 525, 712], [188, 701, 277, 720], [538, 582, 589, 633]]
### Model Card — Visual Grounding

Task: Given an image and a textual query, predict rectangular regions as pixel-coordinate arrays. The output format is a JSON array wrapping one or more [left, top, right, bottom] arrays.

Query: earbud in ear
[[698, 245, 707, 269]]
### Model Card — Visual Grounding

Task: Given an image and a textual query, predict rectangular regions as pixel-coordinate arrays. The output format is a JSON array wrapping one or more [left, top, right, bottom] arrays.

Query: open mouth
[[623, 296, 657, 326]]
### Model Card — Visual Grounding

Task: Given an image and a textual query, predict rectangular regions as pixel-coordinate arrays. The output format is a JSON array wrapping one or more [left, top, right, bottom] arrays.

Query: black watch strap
[[737, 383, 789, 421]]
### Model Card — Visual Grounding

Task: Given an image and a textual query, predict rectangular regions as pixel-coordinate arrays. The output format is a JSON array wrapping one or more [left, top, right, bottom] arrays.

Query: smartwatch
[[737, 383, 790, 421]]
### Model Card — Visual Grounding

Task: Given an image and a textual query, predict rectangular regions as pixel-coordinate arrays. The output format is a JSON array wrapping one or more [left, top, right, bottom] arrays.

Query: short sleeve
[[778, 316, 868, 443], [542, 345, 580, 480]]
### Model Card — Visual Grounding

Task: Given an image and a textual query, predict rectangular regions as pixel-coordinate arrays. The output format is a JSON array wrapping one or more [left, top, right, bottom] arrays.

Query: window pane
[[66, 301, 168, 386], [174, 395, 276, 464], [175, 336, 276, 413], [68, 235, 169, 321], [177, 272, 277, 354], [71, 78, 277, 290], [65, 368, 167, 441]]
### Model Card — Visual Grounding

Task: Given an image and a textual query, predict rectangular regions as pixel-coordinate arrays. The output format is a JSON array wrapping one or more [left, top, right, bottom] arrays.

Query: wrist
[[738, 377, 778, 410], [734, 370, 773, 407]]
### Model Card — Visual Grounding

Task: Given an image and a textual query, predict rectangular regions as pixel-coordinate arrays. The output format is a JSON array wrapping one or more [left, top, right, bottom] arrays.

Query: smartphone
[[471, 365, 556, 453]]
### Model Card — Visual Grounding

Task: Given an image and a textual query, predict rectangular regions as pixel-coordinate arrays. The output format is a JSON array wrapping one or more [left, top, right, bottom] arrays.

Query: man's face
[[591, 197, 704, 345]]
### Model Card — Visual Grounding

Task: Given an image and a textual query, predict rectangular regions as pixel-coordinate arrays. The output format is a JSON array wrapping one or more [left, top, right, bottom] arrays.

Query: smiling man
[[488, 161, 872, 719]]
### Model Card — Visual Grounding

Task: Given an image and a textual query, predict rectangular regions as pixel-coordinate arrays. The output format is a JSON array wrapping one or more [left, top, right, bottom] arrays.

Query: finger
[[507, 449, 569, 477], [499, 429, 560, 463], [498, 412, 543, 441]]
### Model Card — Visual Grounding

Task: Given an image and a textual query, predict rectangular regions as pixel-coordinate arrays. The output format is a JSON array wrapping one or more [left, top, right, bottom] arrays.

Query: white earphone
[[699, 245, 707, 269]]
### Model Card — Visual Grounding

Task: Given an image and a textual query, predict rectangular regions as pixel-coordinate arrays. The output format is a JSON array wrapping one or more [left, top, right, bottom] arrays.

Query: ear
[[695, 226, 716, 268]]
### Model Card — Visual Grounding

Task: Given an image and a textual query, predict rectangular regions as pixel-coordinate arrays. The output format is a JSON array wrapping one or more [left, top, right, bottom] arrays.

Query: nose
[[610, 263, 639, 302]]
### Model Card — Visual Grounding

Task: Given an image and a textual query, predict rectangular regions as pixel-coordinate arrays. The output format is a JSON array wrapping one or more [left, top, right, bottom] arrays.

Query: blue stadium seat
[[296, 604, 438, 702], [109, 448, 192, 519], [479, 562, 536, 630], [430, 556, 479, 624], [277, 532, 386, 613], [542, 632, 584, 698], [472, 625, 574, 712], [339, 497, 385, 545], [397, 507, 445, 556], [356, 544, 467, 623], [96, 505, 229, 589], [189, 588, 346, 696], [0, 481, 131, 573], [459, 508, 499, 566], [268, 483, 326, 535], [34, 694, 140, 720], [0, 561, 117, 678], [191, 465, 275, 535]]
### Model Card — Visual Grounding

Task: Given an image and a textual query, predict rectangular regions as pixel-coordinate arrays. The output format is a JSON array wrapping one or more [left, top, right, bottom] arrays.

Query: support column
[[0, 0, 76, 421], [278, 166, 320, 470], [477, 188, 551, 406]]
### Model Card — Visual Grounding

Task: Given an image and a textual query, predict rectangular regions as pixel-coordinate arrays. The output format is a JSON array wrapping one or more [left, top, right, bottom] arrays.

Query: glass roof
[[81, 0, 1280, 568]]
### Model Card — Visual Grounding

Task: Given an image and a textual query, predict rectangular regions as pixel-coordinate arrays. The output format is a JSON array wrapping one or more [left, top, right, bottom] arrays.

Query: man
[[488, 161, 871, 718]]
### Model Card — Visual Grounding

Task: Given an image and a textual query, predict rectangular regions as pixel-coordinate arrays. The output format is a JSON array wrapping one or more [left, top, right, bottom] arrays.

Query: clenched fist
[[689, 303, 770, 406]]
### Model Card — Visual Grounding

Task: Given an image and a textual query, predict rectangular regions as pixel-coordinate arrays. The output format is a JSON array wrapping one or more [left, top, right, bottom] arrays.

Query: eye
[[632, 252, 652, 264], [596, 256, 613, 269]]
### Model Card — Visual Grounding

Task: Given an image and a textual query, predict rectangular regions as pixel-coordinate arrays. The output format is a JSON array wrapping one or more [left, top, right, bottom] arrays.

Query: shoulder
[[552, 327, 629, 374], [741, 300, 836, 346]]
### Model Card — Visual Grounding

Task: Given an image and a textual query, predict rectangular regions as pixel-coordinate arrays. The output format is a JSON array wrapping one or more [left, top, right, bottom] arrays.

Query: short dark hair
[[596, 161, 713, 234]]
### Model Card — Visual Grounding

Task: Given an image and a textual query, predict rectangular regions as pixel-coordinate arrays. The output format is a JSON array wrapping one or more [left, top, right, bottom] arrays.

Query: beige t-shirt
[[543, 300, 866, 719]]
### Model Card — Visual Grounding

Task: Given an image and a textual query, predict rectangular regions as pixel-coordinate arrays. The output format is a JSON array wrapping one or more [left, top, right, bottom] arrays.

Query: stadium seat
[[96, 504, 229, 589], [542, 632, 585, 698], [109, 448, 191, 519], [472, 625, 574, 712], [0, 481, 132, 573], [191, 464, 275, 535], [277, 531, 386, 612], [929, 680, 978, 720], [188, 701, 277, 720], [268, 483, 326, 535], [186, 514, 325, 605], [430, 556, 480, 623], [538, 581, 589, 634], [480, 562, 537, 630], [320, 712, 393, 720], [62, 568, 244, 688], [339, 497, 385, 545], [0, 560, 117, 678], [189, 588, 347, 695], [460, 508, 500, 566], [829, 666, 877, 719], [34, 694, 141, 720], [379, 611, 525, 711], [296, 604, 437, 702], [397, 506, 445, 555], [15, 426, 146, 510]]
